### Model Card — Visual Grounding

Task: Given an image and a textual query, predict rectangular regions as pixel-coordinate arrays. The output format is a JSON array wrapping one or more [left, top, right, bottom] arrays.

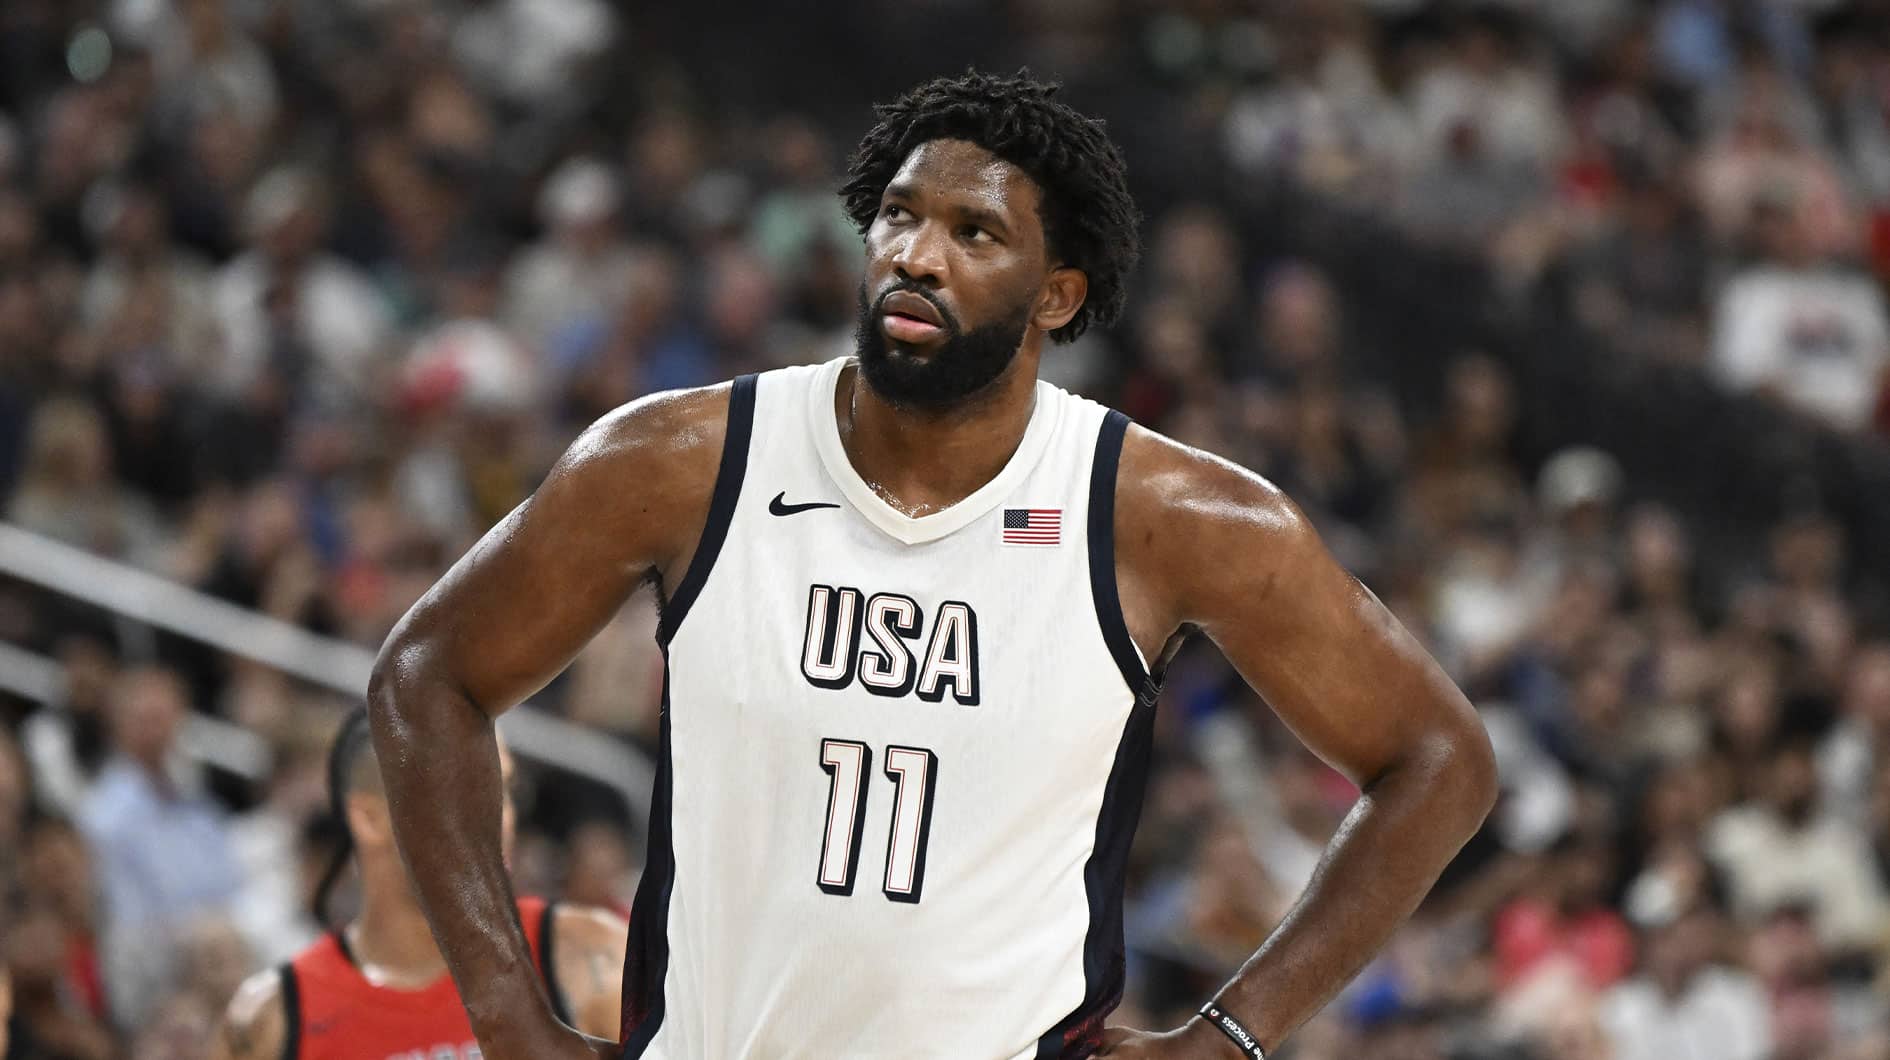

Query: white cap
[[243, 166, 316, 237], [539, 157, 619, 227], [404, 321, 537, 414], [1538, 446, 1623, 518]]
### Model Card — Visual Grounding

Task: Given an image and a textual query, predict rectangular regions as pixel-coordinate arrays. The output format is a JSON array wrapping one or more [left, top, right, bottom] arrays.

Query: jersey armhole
[[276, 964, 301, 1060], [1088, 410, 1161, 705], [537, 900, 577, 1027], [657, 373, 758, 645]]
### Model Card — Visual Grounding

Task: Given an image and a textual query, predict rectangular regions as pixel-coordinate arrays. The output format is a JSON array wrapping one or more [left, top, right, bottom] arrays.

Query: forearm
[[367, 650, 557, 1048], [1207, 735, 1493, 1053]]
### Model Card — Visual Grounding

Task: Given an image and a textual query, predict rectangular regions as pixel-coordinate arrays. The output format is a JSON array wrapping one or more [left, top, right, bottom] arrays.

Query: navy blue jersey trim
[[657, 374, 758, 645], [540, 900, 575, 1028], [619, 665, 676, 1056], [277, 963, 301, 1060], [1037, 409, 1163, 1057], [1035, 693, 1158, 1057], [1086, 410, 1155, 701]]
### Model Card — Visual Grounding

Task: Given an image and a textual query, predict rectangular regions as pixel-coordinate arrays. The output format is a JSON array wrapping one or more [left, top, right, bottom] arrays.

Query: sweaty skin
[[370, 138, 1495, 1060]]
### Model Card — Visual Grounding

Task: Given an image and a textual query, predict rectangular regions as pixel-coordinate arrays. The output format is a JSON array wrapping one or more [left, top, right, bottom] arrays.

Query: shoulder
[[213, 967, 289, 1060], [1109, 420, 1351, 642], [1116, 421, 1303, 531], [535, 383, 741, 565], [552, 383, 737, 499], [1114, 421, 1317, 588]]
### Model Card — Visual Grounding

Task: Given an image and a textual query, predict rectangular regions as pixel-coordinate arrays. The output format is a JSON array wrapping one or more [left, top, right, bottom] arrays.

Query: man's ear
[[1034, 266, 1088, 335], [344, 793, 391, 847]]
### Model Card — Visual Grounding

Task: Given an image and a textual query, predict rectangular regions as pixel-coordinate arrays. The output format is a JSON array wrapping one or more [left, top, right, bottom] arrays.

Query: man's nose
[[890, 223, 948, 287]]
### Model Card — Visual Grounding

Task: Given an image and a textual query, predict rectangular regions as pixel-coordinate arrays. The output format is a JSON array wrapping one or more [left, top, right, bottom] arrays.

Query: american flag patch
[[1002, 508, 1062, 546]]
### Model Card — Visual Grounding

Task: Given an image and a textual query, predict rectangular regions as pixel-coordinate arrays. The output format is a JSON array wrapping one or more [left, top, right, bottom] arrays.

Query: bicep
[[1134, 439, 1476, 785], [384, 390, 726, 715], [1203, 528, 1468, 784]]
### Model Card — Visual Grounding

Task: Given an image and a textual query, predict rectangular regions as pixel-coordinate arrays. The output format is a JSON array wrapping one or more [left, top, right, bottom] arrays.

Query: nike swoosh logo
[[769, 491, 841, 516]]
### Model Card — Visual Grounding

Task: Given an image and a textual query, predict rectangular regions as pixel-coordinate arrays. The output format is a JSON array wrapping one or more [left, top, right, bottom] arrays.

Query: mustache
[[871, 283, 959, 333]]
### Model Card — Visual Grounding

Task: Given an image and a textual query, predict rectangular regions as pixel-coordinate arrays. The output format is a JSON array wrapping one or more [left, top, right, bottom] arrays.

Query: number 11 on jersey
[[818, 738, 939, 903]]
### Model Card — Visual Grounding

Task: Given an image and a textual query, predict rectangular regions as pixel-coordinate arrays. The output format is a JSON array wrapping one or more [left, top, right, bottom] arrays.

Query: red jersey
[[281, 897, 572, 1060]]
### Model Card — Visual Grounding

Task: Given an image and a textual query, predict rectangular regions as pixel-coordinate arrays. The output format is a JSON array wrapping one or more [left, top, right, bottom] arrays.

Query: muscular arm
[[552, 906, 630, 1041], [1114, 427, 1498, 1056], [208, 970, 287, 1060], [368, 387, 730, 1058]]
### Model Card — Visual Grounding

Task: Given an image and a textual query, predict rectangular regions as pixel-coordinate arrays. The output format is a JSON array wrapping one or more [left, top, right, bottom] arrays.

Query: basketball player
[[369, 71, 1499, 1059], [209, 712, 627, 1059]]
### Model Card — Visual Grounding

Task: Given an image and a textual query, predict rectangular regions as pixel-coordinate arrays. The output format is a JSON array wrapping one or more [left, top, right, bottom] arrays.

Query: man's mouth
[[879, 289, 948, 343], [881, 312, 943, 343]]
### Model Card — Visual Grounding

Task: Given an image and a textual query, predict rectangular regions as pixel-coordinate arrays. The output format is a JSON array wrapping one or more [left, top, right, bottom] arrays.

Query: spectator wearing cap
[[1531, 445, 1626, 581], [396, 245, 544, 541], [77, 666, 241, 1030], [504, 156, 639, 356], [208, 166, 392, 413]]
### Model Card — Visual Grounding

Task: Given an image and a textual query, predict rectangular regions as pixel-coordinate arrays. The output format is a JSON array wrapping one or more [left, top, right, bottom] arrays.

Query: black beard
[[854, 284, 1031, 411]]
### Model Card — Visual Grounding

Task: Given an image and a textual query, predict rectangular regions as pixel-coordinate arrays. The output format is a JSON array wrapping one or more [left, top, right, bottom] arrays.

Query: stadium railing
[[0, 520, 655, 844]]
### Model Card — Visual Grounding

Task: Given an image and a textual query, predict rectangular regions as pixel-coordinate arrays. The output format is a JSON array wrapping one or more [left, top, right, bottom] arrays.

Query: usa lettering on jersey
[[798, 585, 979, 704]]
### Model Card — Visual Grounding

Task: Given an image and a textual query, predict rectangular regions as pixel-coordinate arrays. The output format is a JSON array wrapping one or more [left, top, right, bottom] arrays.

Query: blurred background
[[3, 0, 1890, 1057]]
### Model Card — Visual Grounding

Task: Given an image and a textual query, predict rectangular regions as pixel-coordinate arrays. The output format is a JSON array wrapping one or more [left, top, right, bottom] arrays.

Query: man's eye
[[882, 204, 908, 220]]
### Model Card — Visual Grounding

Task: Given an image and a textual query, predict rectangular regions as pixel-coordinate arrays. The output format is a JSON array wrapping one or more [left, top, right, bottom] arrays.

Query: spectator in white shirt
[[1600, 898, 1773, 1060], [502, 157, 638, 356], [1819, 642, 1890, 831], [209, 167, 392, 413], [1706, 733, 1890, 956], [1710, 190, 1889, 432], [78, 667, 242, 1030]]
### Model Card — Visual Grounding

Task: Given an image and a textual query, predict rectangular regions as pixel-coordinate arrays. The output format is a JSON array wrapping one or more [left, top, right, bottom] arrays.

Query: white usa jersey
[[620, 357, 1162, 1059]]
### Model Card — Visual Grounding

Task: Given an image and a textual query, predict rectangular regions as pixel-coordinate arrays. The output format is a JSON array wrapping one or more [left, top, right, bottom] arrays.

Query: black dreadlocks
[[839, 69, 1141, 344]]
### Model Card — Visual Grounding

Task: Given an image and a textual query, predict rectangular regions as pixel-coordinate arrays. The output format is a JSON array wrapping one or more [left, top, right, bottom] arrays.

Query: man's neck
[[834, 354, 1040, 518], [349, 861, 448, 986]]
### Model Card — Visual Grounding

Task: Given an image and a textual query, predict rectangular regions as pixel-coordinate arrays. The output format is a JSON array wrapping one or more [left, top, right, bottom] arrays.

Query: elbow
[[1381, 714, 1498, 840], [365, 632, 402, 720], [366, 620, 430, 733], [367, 617, 489, 737], [1443, 715, 1500, 835]]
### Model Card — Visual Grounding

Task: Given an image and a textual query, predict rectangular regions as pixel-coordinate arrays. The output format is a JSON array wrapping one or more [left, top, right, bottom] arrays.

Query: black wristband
[[1198, 1000, 1266, 1059]]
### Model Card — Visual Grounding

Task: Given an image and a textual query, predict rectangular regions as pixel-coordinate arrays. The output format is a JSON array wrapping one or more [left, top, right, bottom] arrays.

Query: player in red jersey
[[210, 711, 627, 1059]]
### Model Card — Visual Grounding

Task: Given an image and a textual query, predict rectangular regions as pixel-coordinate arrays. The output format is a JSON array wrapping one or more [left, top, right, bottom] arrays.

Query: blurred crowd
[[2, 0, 1890, 1058]]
